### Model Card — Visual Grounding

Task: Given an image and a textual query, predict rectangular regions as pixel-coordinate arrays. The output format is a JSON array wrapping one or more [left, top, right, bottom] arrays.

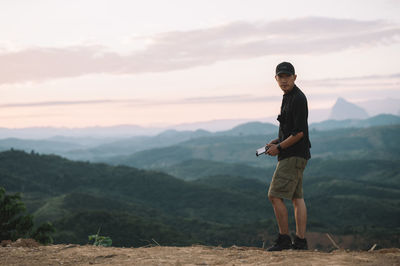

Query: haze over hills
[[309, 114, 400, 131], [0, 114, 399, 165], [356, 98, 400, 117], [294, 97, 400, 125], [1, 97, 399, 138], [0, 125, 163, 139]]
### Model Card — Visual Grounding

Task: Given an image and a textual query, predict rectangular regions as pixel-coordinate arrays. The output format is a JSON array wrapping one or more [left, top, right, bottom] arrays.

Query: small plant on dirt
[[88, 226, 112, 247]]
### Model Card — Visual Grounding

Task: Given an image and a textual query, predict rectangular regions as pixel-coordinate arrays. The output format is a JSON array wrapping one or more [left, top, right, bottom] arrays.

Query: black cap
[[276, 62, 295, 75]]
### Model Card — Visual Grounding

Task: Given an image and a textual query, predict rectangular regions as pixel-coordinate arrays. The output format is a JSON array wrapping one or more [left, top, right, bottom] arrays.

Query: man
[[265, 61, 311, 251]]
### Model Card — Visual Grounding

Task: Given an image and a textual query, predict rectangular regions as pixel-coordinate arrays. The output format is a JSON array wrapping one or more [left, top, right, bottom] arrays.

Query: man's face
[[275, 73, 297, 94]]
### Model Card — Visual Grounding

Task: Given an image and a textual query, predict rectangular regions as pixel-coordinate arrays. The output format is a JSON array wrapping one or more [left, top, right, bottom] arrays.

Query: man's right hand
[[266, 144, 279, 156]]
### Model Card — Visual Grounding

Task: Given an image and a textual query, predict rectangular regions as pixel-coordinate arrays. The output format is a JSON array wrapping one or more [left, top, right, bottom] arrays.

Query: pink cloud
[[0, 17, 399, 84]]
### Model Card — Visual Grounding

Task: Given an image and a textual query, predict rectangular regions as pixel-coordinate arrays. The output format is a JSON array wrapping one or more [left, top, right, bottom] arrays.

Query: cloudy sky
[[1, 0, 400, 128]]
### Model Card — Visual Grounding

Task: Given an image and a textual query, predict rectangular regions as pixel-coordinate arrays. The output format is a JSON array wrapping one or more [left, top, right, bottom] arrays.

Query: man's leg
[[266, 157, 299, 251], [266, 195, 292, 251], [292, 197, 308, 250], [292, 198, 307, 238], [269, 196, 289, 235]]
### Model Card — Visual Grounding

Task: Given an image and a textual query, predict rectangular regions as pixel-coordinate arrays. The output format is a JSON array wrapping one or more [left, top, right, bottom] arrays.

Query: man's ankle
[[293, 235, 308, 250]]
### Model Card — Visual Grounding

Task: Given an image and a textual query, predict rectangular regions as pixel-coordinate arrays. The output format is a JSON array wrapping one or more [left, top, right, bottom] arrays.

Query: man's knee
[[292, 197, 305, 207], [268, 195, 283, 204]]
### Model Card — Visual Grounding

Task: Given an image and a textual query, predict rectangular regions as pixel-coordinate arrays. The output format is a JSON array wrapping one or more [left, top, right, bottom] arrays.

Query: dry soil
[[1, 240, 399, 266]]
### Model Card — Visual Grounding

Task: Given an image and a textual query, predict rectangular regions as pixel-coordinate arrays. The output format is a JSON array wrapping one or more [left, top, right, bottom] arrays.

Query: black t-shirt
[[277, 85, 311, 161]]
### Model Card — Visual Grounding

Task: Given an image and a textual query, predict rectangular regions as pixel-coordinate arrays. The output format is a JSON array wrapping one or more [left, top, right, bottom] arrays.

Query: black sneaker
[[292, 236, 308, 250], [266, 234, 292, 251]]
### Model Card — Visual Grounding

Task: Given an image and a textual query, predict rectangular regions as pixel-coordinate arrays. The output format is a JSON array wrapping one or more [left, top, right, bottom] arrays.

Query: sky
[[1, 0, 400, 128]]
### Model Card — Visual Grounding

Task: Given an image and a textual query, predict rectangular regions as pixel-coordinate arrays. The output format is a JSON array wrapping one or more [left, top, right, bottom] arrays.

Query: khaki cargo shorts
[[268, 156, 308, 200]]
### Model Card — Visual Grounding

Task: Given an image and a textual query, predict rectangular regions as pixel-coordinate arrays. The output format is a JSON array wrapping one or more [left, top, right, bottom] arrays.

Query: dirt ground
[[1, 240, 399, 266]]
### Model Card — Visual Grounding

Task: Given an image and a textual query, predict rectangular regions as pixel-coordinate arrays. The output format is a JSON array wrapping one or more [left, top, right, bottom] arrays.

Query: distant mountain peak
[[329, 97, 369, 120]]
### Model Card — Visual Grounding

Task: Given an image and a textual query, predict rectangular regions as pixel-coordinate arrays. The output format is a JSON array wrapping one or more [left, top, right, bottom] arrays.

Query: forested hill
[[0, 150, 271, 247], [0, 150, 268, 225], [1, 149, 399, 249], [105, 124, 400, 169]]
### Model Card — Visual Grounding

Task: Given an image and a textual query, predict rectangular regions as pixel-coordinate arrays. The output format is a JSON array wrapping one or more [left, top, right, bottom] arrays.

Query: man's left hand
[[266, 144, 279, 156]]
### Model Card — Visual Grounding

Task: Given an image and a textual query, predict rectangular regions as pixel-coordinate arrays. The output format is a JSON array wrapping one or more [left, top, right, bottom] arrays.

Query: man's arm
[[268, 138, 280, 145], [266, 132, 304, 156]]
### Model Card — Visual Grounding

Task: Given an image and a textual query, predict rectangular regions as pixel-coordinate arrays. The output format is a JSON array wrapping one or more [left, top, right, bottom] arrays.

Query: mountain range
[[1, 97, 399, 138], [1, 114, 399, 165], [329, 97, 369, 120], [1, 113, 400, 249]]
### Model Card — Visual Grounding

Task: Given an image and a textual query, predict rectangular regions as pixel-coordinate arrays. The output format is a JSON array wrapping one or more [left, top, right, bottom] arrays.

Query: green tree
[[0, 187, 54, 244], [31, 222, 56, 245]]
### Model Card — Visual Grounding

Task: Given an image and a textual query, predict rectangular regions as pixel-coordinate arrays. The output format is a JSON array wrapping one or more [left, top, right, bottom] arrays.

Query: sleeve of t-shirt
[[291, 95, 308, 136]]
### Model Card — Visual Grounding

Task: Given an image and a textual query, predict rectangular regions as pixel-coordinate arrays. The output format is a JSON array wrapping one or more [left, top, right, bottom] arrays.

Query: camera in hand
[[256, 146, 269, 157]]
